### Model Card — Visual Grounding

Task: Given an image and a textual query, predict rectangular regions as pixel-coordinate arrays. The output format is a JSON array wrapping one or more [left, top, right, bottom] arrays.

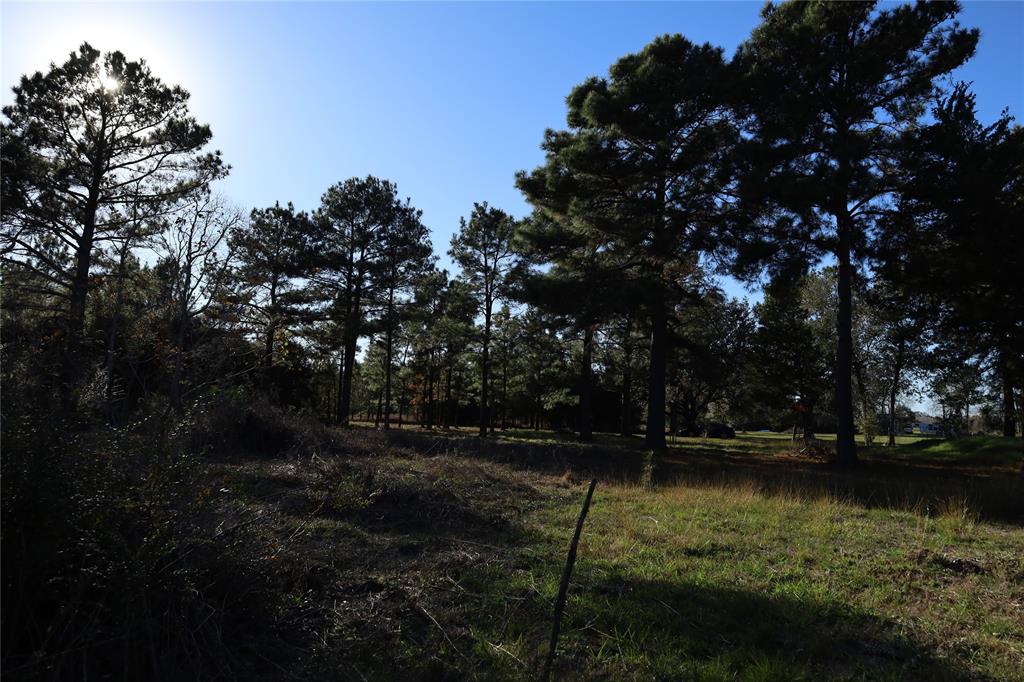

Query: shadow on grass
[[382, 429, 1024, 524], [208, 452, 1003, 680], [210, 456, 556, 680], [543, 570, 977, 680], [883, 436, 1024, 469]]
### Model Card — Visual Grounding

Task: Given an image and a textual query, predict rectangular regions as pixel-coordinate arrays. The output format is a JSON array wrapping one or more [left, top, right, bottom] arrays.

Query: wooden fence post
[[541, 478, 598, 682]]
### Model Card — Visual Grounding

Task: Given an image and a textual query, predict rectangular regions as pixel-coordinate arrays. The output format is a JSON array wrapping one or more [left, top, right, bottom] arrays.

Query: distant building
[[914, 412, 943, 435]]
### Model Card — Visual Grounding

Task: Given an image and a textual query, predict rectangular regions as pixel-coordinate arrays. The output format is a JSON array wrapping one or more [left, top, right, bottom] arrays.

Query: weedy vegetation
[[6, 399, 1020, 681]]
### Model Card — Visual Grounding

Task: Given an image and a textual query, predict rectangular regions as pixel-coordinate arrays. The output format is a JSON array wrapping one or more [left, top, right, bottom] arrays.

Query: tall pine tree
[[518, 34, 737, 450], [734, 1, 978, 464], [1, 43, 225, 407], [449, 202, 519, 438]]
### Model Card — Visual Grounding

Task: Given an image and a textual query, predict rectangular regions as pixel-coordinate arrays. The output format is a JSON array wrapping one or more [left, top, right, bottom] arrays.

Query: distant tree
[[931, 360, 984, 438], [313, 176, 403, 425], [667, 291, 753, 436], [71, 238, 164, 421], [883, 87, 1023, 438], [448, 202, 519, 438], [515, 212, 631, 442], [599, 313, 647, 437], [98, 199, 164, 420], [230, 202, 316, 370], [0, 43, 226, 406], [517, 307, 573, 431], [734, 1, 979, 464], [406, 269, 446, 428], [518, 34, 738, 450], [490, 305, 524, 431], [375, 200, 434, 429], [749, 276, 831, 441], [436, 277, 478, 430], [863, 277, 929, 446]]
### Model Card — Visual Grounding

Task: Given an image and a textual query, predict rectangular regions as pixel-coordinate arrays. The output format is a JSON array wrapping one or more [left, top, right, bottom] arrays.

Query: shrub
[[0, 413, 286, 680], [177, 387, 331, 459]]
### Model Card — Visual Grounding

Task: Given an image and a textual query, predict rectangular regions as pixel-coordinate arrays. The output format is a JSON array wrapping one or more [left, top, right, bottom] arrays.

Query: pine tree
[[230, 202, 316, 370], [884, 87, 1023, 438], [313, 176, 407, 425], [1, 43, 226, 407], [375, 200, 434, 429], [518, 34, 738, 450], [448, 202, 519, 438], [734, 1, 979, 464]]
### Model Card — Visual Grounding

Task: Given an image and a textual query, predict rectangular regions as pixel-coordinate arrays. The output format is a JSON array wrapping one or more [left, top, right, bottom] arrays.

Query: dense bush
[[179, 387, 333, 459], [0, 395, 323, 681]]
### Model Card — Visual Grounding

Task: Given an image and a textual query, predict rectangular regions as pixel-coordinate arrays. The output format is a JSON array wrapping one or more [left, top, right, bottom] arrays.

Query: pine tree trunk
[[171, 270, 191, 411], [339, 334, 357, 426], [620, 317, 634, 437], [455, 365, 463, 429], [61, 167, 103, 413], [501, 356, 508, 431], [264, 277, 278, 370], [888, 374, 899, 447], [479, 293, 492, 438], [397, 382, 404, 427], [834, 207, 858, 465], [337, 251, 361, 426], [444, 362, 453, 429], [620, 365, 632, 437], [426, 365, 435, 429], [1002, 351, 1017, 437], [383, 328, 393, 430], [646, 303, 667, 450], [803, 404, 816, 443], [104, 241, 130, 423], [887, 341, 905, 447], [578, 325, 594, 442], [342, 352, 350, 421]]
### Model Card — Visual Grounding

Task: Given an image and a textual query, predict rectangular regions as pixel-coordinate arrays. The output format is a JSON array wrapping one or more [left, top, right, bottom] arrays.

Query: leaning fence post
[[541, 477, 598, 682]]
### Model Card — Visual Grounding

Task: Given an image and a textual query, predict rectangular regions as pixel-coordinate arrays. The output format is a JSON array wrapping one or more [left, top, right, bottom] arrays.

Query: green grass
[[508, 481, 1024, 680], [360, 420, 1022, 471], [880, 436, 1024, 467], [204, 431, 1024, 680]]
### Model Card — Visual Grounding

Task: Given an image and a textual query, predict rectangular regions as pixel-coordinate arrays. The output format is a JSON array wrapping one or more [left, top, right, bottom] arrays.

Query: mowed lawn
[[208, 430, 1024, 680]]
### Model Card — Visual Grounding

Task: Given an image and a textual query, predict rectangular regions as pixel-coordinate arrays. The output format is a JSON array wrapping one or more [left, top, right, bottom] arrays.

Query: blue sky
[[3, 1, 1022, 298]]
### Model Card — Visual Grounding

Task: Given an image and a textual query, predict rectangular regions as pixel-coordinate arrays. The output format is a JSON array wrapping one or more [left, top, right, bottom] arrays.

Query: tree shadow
[[208, 454, 1000, 680], [548, 569, 979, 680], [656, 446, 1024, 524], [209, 456, 556, 680], [381, 430, 1024, 524]]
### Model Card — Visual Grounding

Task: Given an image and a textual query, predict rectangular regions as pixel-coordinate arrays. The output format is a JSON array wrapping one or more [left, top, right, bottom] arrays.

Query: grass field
[[348, 420, 1021, 468], [204, 429, 1024, 680]]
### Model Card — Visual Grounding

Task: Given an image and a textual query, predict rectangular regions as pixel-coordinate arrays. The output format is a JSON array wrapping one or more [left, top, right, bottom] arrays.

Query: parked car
[[704, 422, 736, 439]]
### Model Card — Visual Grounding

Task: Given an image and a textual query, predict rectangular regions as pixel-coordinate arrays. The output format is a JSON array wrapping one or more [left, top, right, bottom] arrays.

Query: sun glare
[[99, 73, 119, 92]]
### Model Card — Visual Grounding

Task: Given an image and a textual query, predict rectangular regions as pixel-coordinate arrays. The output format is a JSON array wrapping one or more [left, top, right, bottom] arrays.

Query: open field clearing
[[196, 431, 1023, 680], [4, 3, 1022, 679]]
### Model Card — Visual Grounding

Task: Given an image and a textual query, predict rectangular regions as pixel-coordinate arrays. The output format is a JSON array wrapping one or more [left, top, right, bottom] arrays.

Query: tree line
[[3, 1, 1021, 466]]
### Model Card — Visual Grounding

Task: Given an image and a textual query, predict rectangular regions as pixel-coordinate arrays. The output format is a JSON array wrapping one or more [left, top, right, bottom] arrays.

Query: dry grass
[[190, 434, 1024, 680], [8, 414, 1019, 680]]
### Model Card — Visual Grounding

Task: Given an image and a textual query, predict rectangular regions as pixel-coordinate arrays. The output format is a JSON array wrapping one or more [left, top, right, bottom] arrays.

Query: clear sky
[[3, 1, 1023, 295]]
